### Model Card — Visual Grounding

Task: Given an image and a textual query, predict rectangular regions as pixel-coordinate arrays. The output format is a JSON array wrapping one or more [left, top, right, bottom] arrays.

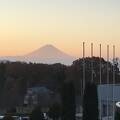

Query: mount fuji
[[0, 45, 76, 65]]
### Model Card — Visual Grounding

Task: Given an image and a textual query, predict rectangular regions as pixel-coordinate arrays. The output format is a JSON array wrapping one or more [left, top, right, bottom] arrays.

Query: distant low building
[[24, 86, 54, 107]]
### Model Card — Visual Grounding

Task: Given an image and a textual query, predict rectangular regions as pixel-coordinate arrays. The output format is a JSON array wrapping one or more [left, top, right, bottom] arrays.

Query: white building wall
[[98, 84, 120, 120]]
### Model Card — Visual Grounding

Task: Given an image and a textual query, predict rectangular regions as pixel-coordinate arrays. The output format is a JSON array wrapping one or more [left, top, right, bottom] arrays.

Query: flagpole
[[113, 45, 115, 120], [83, 42, 85, 95], [91, 43, 93, 83], [99, 44, 102, 120], [99, 44, 102, 83], [82, 42, 85, 120], [107, 45, 109, 120]]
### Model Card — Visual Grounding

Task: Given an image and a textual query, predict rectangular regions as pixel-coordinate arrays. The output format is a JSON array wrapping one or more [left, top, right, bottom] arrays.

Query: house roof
[[28, 86, 53, 94]]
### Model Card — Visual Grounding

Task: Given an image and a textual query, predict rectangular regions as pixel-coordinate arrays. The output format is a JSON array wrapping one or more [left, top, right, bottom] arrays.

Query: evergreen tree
[[83, 82, 99, 120], [61, 81, 76, 120]]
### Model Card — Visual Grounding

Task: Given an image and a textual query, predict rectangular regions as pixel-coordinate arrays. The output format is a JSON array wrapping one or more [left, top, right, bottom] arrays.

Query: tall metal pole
[[83, 42, 85, 95], [99, 44, 102, 120], [82, 42, 85, 119], [107, 45, 109, 120], [91, 43, 94, 83], [100, 44, 102, 84], [112, 45, 115, 120]]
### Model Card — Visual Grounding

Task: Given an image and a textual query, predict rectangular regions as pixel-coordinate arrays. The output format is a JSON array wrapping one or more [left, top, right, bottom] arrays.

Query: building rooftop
[[28, 86, 53, 94]]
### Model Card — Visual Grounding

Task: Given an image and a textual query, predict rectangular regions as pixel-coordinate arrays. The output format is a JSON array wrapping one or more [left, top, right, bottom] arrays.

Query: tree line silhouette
[[0, 57, 120, 120]]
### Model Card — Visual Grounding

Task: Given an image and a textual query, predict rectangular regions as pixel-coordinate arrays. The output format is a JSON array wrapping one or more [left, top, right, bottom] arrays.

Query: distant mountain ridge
[[0, 44, 76, 65]]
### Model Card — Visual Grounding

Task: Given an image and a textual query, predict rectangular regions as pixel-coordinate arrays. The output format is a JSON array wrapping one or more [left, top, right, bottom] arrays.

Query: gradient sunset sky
[[0, 0, 120, 58]]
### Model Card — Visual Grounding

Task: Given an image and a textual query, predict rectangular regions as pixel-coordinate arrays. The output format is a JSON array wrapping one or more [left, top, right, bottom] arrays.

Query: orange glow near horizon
[[0, 0, 120, 59], [0, 39, 119, 60]]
